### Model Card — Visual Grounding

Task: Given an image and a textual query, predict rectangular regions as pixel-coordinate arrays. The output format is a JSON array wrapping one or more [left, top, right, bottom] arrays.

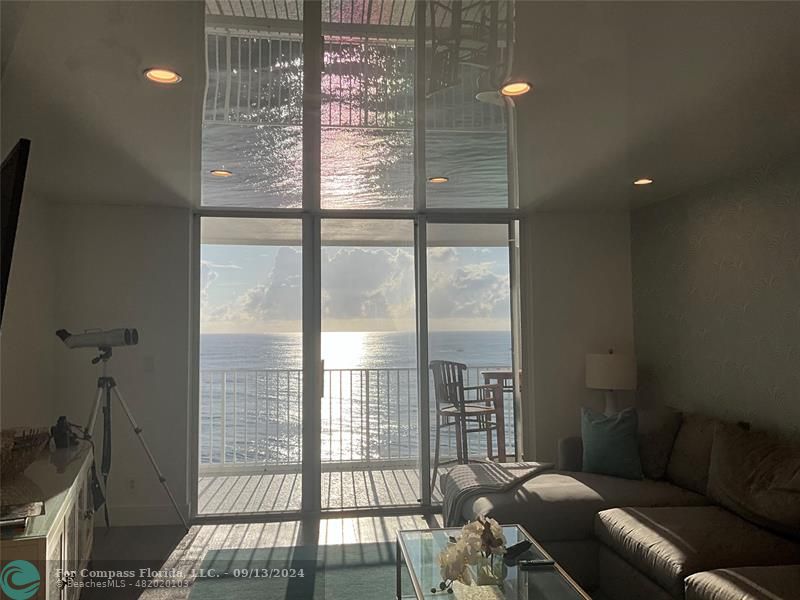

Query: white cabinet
[[1, 444, 94, 600]]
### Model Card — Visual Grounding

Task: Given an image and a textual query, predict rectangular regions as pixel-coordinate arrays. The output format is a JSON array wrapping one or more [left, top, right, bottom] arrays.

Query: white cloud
[[202, 246, 510, 330], [428, 247, 457, 262], [204, 247, 301, 324], [200, 260, 242, 310], [201, 260, 242, 270], [321, 248, 414, 322], [428, 262, 510, 319]]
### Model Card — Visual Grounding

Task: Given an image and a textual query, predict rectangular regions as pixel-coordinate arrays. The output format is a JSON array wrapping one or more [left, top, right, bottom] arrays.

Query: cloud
[[201, 261, 242, 270], [202, 246, 510, 330], [321, 248, 414, 322], [428, 262, 510, 319], [201, 260, 242, 306], [205, 247, 302, 324], [428, 247, 457, 262], [200, 262, 219, 306]]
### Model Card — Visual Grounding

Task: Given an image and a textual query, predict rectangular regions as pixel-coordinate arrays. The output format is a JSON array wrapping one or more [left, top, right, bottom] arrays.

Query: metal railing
[[199, 366, 515, 473]]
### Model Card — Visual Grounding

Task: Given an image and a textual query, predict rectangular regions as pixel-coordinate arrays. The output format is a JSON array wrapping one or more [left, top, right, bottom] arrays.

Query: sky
[[201, 243, 511, 334]]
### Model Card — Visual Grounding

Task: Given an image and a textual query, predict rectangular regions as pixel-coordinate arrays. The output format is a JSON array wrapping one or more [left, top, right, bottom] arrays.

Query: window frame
[[190, 0, 523, 521]]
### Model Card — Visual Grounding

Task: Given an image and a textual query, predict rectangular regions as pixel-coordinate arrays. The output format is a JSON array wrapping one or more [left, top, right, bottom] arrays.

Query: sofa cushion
[[598, 545, 674, 600], [708, 424, 800, 539], [463, 471, 709, 542], [557, 407, 683, 477], [638, 407, 683, 480], [667, 414, 719, 495], [594, 506, 800, 598], [582, 407, 643, 480], [685, 565, 800, 600]]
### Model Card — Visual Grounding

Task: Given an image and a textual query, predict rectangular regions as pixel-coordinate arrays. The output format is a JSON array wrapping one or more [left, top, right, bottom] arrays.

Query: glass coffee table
[[396, 524, 590, 599]]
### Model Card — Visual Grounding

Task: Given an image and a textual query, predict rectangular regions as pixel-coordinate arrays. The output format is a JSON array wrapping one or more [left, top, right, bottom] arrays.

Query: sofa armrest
[[558, 436, 583, 472]]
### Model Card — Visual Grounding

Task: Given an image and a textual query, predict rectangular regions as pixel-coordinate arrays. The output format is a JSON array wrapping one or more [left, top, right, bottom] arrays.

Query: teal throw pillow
[[581, 407, 643, 480]]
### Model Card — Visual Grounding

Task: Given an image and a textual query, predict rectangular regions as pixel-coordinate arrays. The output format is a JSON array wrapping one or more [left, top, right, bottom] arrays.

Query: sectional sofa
[[457, 411, 800, 599]]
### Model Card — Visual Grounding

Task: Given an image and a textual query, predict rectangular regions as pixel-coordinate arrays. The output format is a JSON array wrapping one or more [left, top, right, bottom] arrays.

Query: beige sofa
[[459, 412, 800, 599]]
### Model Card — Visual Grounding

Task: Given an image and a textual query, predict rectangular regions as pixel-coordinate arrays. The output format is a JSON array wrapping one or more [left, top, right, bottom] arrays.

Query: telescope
[[56, 328, 138, 350]]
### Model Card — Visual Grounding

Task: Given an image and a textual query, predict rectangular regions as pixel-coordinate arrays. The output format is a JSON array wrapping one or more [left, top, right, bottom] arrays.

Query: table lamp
[[585, 349, 637, 415]]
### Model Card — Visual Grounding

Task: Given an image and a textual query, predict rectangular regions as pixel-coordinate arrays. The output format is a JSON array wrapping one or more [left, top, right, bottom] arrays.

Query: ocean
[[199, 331, 514, 465], [200, 330, 511, 370]]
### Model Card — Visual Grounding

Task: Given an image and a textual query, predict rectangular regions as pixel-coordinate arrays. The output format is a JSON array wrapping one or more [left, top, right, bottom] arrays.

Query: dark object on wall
[[50, 416, 80, 449], [1, 138, 31, 325]]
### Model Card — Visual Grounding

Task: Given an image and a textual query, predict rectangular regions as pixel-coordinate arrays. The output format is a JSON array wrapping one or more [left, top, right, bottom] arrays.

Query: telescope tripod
[[83, 349, 188, 531]]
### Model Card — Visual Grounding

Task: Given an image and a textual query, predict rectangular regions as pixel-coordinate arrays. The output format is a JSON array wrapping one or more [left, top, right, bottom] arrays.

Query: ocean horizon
[[200, 330, 512, 371]]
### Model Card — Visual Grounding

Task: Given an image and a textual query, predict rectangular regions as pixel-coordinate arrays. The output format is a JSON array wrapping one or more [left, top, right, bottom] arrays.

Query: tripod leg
[[84, 386, 105, 440], [110, 386, 189, 531], [101, 384, 112, 528]]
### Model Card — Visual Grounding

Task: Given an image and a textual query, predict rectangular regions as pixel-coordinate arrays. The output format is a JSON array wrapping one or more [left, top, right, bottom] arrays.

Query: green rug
[[190, 542, 414, 599]]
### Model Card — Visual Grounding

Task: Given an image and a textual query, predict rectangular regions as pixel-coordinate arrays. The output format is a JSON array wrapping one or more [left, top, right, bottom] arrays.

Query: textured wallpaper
[[631, 154, 800, 436]]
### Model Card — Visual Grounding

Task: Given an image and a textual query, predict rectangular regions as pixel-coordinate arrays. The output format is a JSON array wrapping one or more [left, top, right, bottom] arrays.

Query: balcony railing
[[199, 366, 515, 474]]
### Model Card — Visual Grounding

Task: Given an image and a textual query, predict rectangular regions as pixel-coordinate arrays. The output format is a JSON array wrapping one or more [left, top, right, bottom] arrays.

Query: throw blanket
[[441, 461, 554, 527]]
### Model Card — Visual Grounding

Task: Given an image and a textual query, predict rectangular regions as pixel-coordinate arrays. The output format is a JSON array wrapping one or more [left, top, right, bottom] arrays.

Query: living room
[[1, 1, 798, 599]]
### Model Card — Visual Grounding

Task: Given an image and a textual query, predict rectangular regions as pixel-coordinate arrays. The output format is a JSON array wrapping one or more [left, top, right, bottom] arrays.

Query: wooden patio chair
[[429, 360, 504, 493]]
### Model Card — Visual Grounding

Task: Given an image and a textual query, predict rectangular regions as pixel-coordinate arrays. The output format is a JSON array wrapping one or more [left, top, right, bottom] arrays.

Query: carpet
[[190, 542, 413, 599]]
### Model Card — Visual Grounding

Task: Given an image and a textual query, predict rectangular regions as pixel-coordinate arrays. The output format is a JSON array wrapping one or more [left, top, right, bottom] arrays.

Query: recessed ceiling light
[[633, 178, 654, 186], [210, 169, 233, 177], [428, 176, 449, 184], [144, 68, 182, 85], [500, 81, 532, 97]]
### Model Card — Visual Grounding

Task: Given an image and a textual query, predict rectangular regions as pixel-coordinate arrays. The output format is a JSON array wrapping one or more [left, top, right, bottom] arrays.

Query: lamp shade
[[586, 352, 637, 390]]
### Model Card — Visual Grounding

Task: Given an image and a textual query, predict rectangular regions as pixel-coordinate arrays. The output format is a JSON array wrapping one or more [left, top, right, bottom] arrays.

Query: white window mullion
[[414, 0, 427, 213], [509, 220, 523, 460], [415, 215, 431, 506], [414, 0, 432, 507], [302, 0, 322, 514]]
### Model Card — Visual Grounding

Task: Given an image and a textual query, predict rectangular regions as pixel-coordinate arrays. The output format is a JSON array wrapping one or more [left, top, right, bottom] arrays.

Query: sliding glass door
[[195, 0, 521, 517], [427, 223, 516, 494], [321, 219, 419, 509], [198, 218, 304, 514]]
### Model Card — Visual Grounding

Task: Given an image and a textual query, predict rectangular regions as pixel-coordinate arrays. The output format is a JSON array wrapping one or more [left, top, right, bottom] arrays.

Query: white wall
[[631, 154, 800, 436], [50, 204, 193, 525], [1, 0, 202, 526], [0, 190, 58, 428], [0, 0, 56, 428], [520, 212, 635, 462]]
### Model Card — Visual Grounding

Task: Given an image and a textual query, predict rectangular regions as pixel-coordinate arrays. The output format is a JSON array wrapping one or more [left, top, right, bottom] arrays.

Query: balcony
[[198, 366, 515, 513]]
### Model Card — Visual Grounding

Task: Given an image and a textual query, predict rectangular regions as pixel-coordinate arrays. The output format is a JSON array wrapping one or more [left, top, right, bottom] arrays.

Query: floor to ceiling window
[[196, 0, 520, 517]]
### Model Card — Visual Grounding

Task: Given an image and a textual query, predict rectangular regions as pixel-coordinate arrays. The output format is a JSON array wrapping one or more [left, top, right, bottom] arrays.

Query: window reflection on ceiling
[[202, 0, 515, 209]]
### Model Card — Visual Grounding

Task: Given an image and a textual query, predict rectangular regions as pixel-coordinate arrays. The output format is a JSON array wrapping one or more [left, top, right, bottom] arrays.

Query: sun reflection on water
[[322, 331, 366, 369]]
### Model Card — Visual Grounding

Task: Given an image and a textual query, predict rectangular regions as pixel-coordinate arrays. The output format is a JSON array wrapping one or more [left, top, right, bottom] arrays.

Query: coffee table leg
[[396, 539, 402, 599]]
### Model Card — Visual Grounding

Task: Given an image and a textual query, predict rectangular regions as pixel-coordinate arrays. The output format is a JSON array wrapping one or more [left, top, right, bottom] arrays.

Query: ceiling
[[0, 1, 205, 207], [513, 1, 800, 211], [2, 1, 799, 211]]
